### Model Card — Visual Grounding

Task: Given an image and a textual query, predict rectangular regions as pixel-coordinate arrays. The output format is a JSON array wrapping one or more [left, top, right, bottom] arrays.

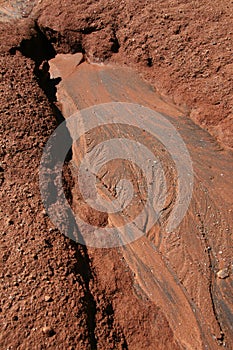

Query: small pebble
[[44, 295, 52, 302], [5, 218, 14, 226], [42, 326, 55, 337], [217, 268, 229, 279]]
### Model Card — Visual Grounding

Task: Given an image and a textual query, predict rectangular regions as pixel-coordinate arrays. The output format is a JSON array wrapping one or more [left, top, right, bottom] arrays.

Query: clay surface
[[47, 54, 233, 349]]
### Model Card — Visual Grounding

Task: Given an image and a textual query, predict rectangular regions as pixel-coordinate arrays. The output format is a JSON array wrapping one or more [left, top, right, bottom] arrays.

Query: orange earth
[[0, 1, 232, 349]]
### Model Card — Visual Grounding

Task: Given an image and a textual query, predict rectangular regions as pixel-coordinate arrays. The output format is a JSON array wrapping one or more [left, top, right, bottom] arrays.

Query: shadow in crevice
[[70, 239, 98, 350], [17, 21, 56, 64]]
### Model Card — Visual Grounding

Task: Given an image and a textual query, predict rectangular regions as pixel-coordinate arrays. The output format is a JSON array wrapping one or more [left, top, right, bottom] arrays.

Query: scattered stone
[[42, 326, 55, 337], [217, 268, 229, 279], [5, 218, 14, 226], [44, 295, 52, 302]]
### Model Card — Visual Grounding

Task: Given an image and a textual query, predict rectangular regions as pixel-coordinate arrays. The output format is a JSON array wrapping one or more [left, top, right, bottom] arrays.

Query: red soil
[[0, 1, 232, 349]]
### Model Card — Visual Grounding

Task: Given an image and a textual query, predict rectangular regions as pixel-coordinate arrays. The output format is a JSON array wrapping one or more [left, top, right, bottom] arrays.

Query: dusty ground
[[0, 1, 232, 349]]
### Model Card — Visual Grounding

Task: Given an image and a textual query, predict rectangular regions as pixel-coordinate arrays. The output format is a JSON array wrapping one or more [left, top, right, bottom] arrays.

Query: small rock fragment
[[49, 53, 83, 80], [217, 268, 229, 279], [44, 295, 52, 302], [5, 218, 14, 226], [42, 326, 55, 337]]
